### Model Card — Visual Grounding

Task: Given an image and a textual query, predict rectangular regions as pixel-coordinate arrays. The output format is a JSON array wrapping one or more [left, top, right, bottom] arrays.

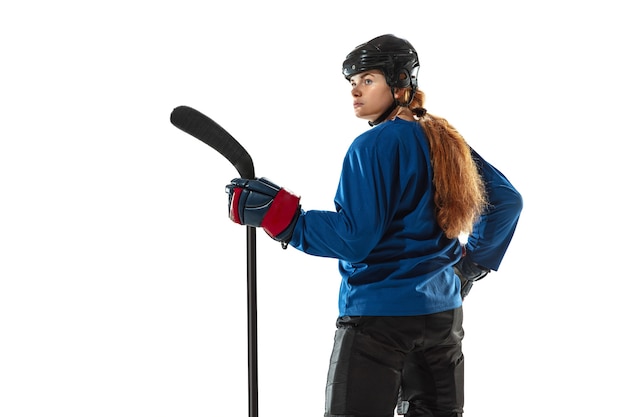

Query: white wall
[[1, 1, 624, 416]]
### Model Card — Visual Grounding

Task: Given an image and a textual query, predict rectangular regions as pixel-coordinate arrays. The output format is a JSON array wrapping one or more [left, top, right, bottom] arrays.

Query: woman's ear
[[395, 88, 412, 105]]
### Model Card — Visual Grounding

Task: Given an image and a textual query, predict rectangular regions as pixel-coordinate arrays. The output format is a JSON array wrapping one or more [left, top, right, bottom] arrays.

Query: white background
[[1, 1, 624, 416]]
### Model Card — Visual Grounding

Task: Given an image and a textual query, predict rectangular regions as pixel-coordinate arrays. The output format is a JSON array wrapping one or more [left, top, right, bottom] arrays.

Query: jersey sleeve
[[289, 131, 401, 262], [465, 149, 523, 271]]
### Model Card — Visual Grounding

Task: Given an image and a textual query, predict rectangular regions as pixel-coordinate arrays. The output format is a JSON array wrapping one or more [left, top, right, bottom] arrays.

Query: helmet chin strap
[[368, 102, 398, 127], [368, 86, 413, 127]]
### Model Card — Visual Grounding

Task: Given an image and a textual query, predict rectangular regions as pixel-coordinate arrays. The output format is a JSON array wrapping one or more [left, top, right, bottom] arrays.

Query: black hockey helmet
[[342, 34, 419, 90]]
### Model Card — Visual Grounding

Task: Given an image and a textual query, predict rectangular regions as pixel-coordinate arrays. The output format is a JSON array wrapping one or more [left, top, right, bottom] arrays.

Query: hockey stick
[[170, 105, 258, 417]]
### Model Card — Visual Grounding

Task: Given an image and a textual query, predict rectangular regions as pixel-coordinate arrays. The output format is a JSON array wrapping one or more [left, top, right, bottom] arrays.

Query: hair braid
[[410, 90, 487, 238]]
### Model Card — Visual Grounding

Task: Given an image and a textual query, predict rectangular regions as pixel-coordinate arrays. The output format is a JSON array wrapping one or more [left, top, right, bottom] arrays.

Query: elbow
[[338, 231, 378, 263], [336, 237, 374, 263], [493, 185, 523, 217], [512, 188, 523, 215]]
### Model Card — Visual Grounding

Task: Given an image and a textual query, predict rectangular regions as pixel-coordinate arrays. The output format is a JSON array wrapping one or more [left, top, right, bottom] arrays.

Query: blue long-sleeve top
[[289, 118, 522, 317]]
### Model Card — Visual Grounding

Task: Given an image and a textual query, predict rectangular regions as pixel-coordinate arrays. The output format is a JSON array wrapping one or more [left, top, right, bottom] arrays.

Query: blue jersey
[[289, 118, 522, 317]]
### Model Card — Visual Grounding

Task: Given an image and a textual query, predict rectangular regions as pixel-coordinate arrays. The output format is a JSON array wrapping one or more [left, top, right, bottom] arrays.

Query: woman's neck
[[391, 107, 415, 122]]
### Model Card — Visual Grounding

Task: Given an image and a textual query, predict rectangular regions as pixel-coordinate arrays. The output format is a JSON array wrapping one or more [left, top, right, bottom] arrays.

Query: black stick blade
[[170, 105, 255, 179]]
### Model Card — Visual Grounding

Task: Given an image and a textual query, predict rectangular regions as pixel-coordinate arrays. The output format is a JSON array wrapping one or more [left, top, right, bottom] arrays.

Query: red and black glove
[[226, 177, 301, 247]]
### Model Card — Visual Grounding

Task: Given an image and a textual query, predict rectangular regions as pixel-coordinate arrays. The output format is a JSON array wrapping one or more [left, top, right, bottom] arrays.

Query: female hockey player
[[226, 34, 523, 417]]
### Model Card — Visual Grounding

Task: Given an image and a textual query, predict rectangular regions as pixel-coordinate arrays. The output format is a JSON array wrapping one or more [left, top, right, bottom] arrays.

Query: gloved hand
[[454, 255, 490, 300], [226, 177, 301, 247]]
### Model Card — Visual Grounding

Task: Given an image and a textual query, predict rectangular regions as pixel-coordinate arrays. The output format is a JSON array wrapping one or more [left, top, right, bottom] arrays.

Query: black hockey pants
[[324, 308, 464, 417]]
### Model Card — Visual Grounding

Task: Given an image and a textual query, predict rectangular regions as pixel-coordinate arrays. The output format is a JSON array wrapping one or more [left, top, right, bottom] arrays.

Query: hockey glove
[[226, 177, 301, 247], [454, 256, 490, 300]]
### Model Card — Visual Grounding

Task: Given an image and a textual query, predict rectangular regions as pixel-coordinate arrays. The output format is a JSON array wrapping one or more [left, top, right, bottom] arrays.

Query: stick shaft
[[247, 227, 258, 417]]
